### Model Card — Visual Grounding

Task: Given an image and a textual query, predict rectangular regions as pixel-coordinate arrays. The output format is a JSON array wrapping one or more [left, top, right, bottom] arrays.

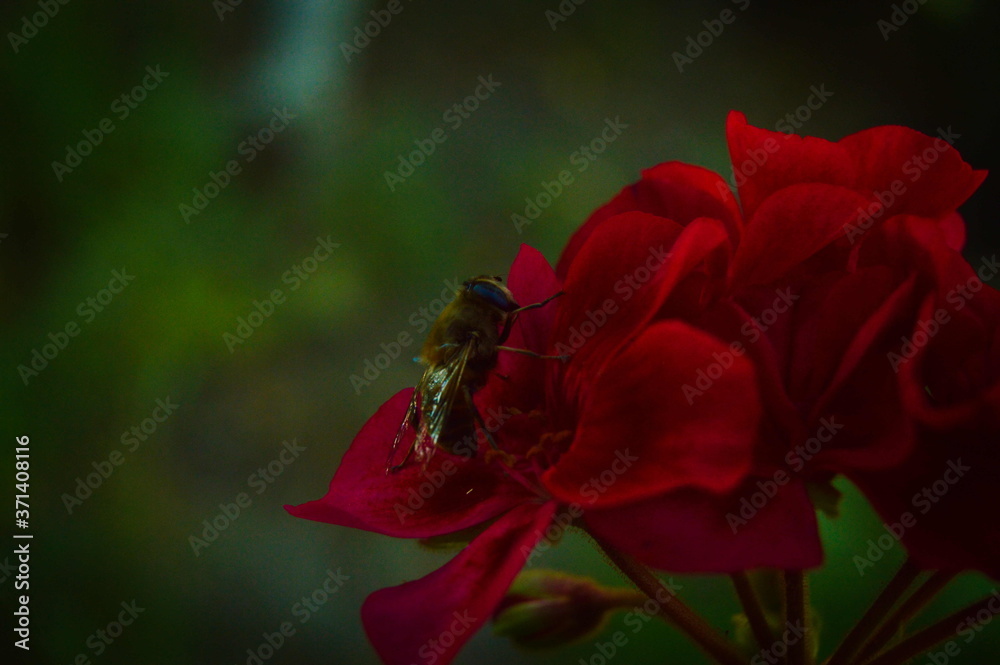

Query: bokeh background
[[3, 0, 998, 663]]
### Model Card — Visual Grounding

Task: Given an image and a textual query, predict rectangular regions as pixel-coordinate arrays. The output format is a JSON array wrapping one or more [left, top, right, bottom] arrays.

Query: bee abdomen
[[437, 396, 477, 457]]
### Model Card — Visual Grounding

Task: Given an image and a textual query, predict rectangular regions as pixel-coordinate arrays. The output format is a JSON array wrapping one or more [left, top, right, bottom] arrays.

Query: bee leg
[[497, 346, 570, 362], [498, 292, 565, 343], [498, 316, 516, 344], [510, 291, 565, 316]]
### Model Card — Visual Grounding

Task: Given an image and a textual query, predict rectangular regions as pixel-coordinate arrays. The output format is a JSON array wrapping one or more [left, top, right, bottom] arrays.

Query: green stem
[[859, 593, 999, 665], [602, 588, 656, 610], [592, 535, 748, 665], [785, 569, 810, 665], [732, 572, 775, 652], [854, 570, 956, 662], [823, 558, 920, 665]]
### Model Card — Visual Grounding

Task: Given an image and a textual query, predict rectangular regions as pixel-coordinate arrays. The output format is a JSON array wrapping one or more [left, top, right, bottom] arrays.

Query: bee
[[385, 275, 564, 473]]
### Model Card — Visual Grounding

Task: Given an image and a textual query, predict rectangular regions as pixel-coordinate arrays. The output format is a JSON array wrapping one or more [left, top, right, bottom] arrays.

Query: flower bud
[[493, 569, 643, 650]]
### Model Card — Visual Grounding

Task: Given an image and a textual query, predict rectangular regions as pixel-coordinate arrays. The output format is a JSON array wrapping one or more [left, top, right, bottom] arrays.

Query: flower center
[[483, 425, 574, 498]]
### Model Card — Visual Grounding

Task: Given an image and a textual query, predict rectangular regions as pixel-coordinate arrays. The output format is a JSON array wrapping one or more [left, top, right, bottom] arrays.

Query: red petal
[[641, 162, 743, 232], [801, 275, 920, 472], [725, 113, 986, 225], [730, 183, 871, 287], [479, 245, 562, 413], [838, 125, 986, 219], [585, 480, 822, 572], [732, 272, 920, 475], [880, 219, 1000, 425], [506, 244, 562, 352], [900, 287, 1000, 428], [553, 212, 729, 388], [778, 270, 916, 411], [937, 212, 967, 252], [543, 321, 760, 507], [725, 111, 855, 221], [693, 298, 804, 464], [556, 162, 740, 278], [285, 391, 531, 538], [362, 502, 557, 665], [808, 360, 915, 474]]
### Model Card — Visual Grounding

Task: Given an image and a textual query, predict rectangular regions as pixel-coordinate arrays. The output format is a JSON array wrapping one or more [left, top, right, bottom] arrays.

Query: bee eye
[[494, 275, 503, 282], [468, 281, 516, 311]]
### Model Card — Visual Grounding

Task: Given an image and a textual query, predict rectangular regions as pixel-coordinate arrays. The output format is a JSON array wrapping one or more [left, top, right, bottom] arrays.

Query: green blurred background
[[2, 0, 998, 663]]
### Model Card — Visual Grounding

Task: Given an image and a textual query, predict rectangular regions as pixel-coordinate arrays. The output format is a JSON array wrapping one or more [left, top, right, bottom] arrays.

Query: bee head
[[462, 275, 519, 312]]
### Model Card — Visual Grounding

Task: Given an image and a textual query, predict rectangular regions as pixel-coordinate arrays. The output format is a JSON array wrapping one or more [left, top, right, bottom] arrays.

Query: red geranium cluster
[[287, 112, 996, 665]]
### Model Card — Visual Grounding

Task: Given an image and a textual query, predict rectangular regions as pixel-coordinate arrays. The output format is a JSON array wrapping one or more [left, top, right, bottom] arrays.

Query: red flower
[[286, 247, 558, 665], [286, 243, 768, 665], [553, 111, 987, 572]]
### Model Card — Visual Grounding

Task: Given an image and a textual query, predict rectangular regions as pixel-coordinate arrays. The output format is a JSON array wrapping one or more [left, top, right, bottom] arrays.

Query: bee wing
[[385, 342, 472, 473], [422, 340, 473, 445], [385, 384, 423, 473]]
